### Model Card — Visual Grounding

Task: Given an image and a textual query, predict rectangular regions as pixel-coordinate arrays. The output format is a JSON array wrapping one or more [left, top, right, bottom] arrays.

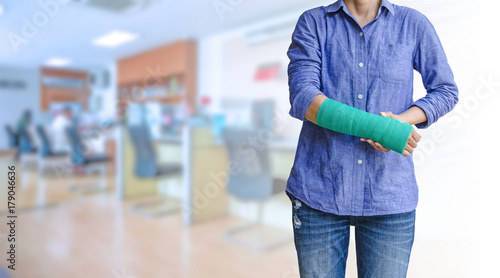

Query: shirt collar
[[326, 0, 395, 16]]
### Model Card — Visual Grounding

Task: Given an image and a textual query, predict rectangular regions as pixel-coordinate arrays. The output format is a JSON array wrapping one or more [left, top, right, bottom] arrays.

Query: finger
[[412, 130, 422, 142], [403, 150, 410, 157], [366, 139, 380, 151], [407, 137, 417, 148], [405, 143, 414, 154], [375, 142, 390, 152], [368, 140, 385, 152], [360, 138, 367, 142], [366, 139, 378, 150], [380, 111, 395, 119]]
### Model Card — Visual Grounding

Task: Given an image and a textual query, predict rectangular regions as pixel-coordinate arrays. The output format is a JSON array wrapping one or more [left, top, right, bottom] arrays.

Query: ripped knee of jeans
[[292, 199, 302, 228], [293, 199, 302, 210]]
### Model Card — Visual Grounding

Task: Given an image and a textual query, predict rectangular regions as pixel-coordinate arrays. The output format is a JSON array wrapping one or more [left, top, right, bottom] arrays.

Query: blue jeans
[[288, 193, 415, 278]]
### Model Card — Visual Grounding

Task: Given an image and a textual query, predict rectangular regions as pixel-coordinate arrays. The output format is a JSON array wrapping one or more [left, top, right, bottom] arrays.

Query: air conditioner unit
[[245, 20, 296, 45], [72, 0, 160, 13]]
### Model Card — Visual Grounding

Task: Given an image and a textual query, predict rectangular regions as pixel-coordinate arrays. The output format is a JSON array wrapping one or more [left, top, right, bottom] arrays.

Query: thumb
[[380, 111, 395, 118]]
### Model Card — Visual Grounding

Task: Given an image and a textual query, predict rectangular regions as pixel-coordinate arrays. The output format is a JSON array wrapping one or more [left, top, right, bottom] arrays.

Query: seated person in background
[[17, 109, 32, 131]]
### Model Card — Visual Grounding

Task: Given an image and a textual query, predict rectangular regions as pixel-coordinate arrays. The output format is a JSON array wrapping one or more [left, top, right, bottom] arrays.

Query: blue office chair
[[33, 124, 70, 205], [128, 125, 182, 178], [18, 126, 37, 154], [36, 125, 68, 157], [222, 128, 290, 251], [17, 126, 39, 187], [5, 125, 18, 149], [128, 125, 182, 217], [17, 126, 38, 164], [65, 126, 110, 194], [66, 126, 109, 166], [223, 129, 285, 200], [35, 125, 69, 172]]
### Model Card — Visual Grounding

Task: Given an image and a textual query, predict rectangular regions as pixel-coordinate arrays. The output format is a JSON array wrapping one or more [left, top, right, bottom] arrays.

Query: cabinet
[[117, 40, 197, 119], [40, 67, 90, 111]]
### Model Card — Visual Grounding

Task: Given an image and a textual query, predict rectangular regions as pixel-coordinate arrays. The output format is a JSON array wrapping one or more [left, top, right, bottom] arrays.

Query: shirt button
[[357, 94, 363, 100], [358, 62, 364, 68], [359, 32, 364, 37], [358, 159, 363, 165]]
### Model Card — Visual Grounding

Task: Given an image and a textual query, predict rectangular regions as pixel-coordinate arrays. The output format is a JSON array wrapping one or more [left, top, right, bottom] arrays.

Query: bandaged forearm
[[316, 98, 414, 154]]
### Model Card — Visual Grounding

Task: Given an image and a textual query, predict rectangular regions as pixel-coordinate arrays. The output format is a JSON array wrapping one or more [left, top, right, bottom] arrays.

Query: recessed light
[[92, 31, 138, 48], [45, 58, 71, 67]]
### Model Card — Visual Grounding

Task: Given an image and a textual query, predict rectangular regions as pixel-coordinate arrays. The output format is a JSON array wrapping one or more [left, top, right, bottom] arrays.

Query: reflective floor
[[0, 157, 479, 278]]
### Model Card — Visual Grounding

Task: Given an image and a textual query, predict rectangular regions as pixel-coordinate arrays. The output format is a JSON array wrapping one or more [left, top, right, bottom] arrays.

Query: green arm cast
[[316, 98, 414, 154]]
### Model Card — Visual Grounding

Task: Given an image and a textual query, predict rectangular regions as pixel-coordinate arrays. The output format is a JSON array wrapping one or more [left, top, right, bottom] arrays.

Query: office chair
[[222, 128, 291, 251], [18, 126, 39, 187], [5, 125, 18, 149], [18, 126, 37, 155], [128, 125, 182, 217], [34, 125, 70, 204], [65, 125, 110, 194], [36, 125, 69, 172]]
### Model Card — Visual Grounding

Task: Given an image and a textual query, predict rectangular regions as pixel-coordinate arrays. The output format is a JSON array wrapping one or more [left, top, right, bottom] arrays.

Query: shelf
[[40, 67, 90, 110], [119, 94, 184, 104], [117, 40, 197, 112]]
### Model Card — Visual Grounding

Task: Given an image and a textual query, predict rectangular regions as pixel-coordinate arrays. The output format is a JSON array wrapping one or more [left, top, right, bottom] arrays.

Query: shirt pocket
[[378, 44, 413, 83]]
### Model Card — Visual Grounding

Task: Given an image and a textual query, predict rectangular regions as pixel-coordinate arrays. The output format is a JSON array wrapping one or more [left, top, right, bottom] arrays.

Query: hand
[[360, 111, 422, 157]]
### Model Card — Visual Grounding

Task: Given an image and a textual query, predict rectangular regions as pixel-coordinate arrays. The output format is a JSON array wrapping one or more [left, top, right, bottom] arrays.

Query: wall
[[0, 66, 40, 150], [198, 12, 303, 137]]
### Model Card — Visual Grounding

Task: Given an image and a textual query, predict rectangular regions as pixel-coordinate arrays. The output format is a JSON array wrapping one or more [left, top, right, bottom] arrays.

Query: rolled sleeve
[[412, 15, 459, 129], [412, 98, 437, 129], [287, 11, 324, 121]]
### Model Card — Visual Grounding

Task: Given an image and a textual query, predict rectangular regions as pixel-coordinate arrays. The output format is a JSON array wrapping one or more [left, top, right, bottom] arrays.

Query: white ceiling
[[0, 0, 330, 68]]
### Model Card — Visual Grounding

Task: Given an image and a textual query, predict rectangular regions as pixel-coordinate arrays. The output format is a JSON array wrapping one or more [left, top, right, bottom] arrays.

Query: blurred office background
[[0, 0, 498, 277]]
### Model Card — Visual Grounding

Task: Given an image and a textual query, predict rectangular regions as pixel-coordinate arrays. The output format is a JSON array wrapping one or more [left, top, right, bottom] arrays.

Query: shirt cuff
[[411, 99, 436, 129], [289, 87, 324, 121]]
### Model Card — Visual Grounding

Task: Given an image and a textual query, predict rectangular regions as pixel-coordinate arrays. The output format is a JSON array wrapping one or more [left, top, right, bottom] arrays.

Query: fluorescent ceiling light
[[45, 58, 71, 67], [92, 31, 138, 48]]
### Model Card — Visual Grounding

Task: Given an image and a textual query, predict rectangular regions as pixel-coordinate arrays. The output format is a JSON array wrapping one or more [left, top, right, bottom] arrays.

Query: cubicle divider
[[182, 126, 229, 224]]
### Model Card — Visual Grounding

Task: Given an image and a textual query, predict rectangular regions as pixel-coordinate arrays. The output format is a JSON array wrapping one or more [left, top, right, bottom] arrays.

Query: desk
[[155, 134, 183, 144], [117, 125, 297, 225]]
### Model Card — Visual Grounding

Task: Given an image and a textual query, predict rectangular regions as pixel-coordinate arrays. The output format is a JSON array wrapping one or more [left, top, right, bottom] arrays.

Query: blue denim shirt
[[286, 0, 458, 216]]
